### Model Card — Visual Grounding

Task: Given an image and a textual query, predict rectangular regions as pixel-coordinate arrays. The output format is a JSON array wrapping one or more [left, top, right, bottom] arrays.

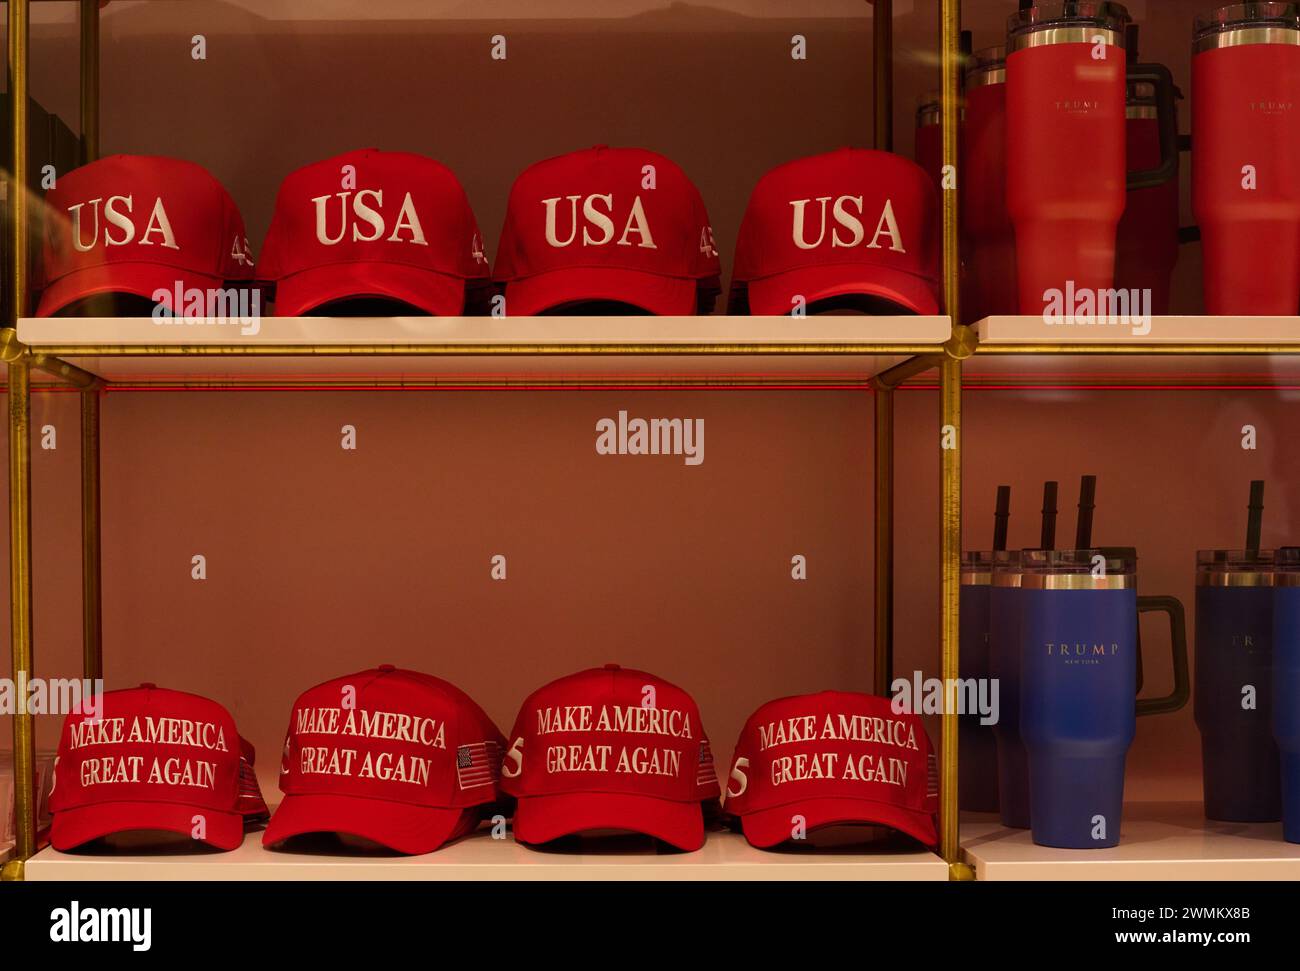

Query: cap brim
[[35, 263, 227, 318], [739, 795, 938, 849], [742, 262, 940, 316], [512, 792, 705, 851], [262, 793, 472, 855], [502, 267, 699, 316], [272, 262, 470, 317], [50, 800, 245, 851]]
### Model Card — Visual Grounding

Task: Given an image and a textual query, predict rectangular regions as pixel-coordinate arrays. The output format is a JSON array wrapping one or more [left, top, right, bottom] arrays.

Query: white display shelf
[[15, 315, 950, 388], [25, 826, 947, 882], [961, 802, 1300, 881], [962, 316, 1300, 388], [976, 314, 1300, 346]]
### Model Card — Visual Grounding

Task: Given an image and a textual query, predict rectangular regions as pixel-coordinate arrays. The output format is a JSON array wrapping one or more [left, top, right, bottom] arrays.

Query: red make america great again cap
[[259, 149, 490, 316], [37, 154, 254, 317], [723, 691, 939, 848], [493, 146, 721, 315], [49, 685, 267, 851], [501, 664, 720, 850], [264, 666, 505, 854], [728, 148, 940, 315]]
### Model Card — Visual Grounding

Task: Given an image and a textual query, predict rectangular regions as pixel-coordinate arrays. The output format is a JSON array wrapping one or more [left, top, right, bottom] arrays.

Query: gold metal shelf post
[[2, 0, 34, 884], [940, 0, 974, 881]]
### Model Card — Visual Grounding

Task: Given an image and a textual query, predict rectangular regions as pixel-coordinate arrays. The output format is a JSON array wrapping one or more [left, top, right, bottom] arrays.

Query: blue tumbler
[[1195, 550, 1281, 822], [1020, 549, 1189, 849], [989, 551, 1030, 828], [1273, 549, 1300, 844], [960, 552, 999, 812]]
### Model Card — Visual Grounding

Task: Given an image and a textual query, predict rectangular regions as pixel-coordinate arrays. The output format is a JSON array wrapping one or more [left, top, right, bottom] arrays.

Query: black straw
[[1126, 24, 1139, 64], [1075, 475, 1097, 550], [1246, 480, 1265, 554], [993, 486, 1011, 552], [1040, 481, 1059, 551]]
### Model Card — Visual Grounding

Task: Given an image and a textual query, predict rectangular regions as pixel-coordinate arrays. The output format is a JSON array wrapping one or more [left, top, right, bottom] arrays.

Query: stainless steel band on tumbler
[[1009, 26, 1123, 53], [966, 47, 1006, 87], [1021, 573, 1137, 590], [1193, 3, 1300, 54], [1197, 571, 1278, 586]]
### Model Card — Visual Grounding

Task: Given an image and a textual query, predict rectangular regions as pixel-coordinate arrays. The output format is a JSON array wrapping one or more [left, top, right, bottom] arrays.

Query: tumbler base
[[1029, 754, 1126, 850], [995, 735, 1031, 829], [1201, 735, 1282, 823]]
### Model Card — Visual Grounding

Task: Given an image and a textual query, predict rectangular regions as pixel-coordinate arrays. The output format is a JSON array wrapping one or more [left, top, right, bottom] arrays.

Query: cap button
[[378, 664, 396, 673], [139, 682, 156, 690], [603, 663, 621, 671]]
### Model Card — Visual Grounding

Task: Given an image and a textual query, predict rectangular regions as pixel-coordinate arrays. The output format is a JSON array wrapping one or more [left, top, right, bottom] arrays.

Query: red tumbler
[[1006, 3, 1130, 314], [963, 46, 1018, 322], [1116, 79, 1181, 315], [1193, 3, 1300, 315], [914, 91, 944, 192]]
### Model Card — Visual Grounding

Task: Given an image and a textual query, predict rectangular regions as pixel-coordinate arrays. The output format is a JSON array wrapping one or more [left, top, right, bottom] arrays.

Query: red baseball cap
[[501, 664, 720, 850], [728, 148, 941, 315], [722, 691, 939, 848], [36, 154, 254, 317], [49, 684, 267, 851], [264, 666, 505, 854], [260, 149, 490, 316], [493, 146, 721, 315]]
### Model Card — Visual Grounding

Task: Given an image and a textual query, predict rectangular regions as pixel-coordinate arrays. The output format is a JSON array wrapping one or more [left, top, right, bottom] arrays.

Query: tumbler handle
[[1135, 594, 1191, 717], [1125, 63, 1179, 191]]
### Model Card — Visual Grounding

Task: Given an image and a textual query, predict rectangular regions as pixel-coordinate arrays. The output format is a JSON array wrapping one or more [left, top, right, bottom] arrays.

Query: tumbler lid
[[962, 550, 993, 585], [1274, 547, 1300, 584], [965, 46, 1007, 86], [916, 90, 941, 127], [1194, 3, 1300, 52], [990, 548, 1025, 586], [1196, 548, 1276, 586], [1020, 547, 1137, 589], [1008, 2, 1131, 53]]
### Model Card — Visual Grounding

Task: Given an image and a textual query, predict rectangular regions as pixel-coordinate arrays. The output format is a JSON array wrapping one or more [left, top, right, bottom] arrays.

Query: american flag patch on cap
[[456, 740, 502, 791], [237, 754, 269, 820], [696, 739, 716, 787]]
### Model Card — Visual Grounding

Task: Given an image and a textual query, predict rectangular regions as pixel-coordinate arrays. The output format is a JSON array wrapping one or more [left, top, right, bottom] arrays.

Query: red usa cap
[[263, 666, 505, 854], [36, 155, 254, 317], [260, 149, 490, 316], [722, 691, 939, 848], [501, 664, 720, 850], [493, 146, 721, 315], [49, 685, 267, 851], [728, 148, 941, 315]]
